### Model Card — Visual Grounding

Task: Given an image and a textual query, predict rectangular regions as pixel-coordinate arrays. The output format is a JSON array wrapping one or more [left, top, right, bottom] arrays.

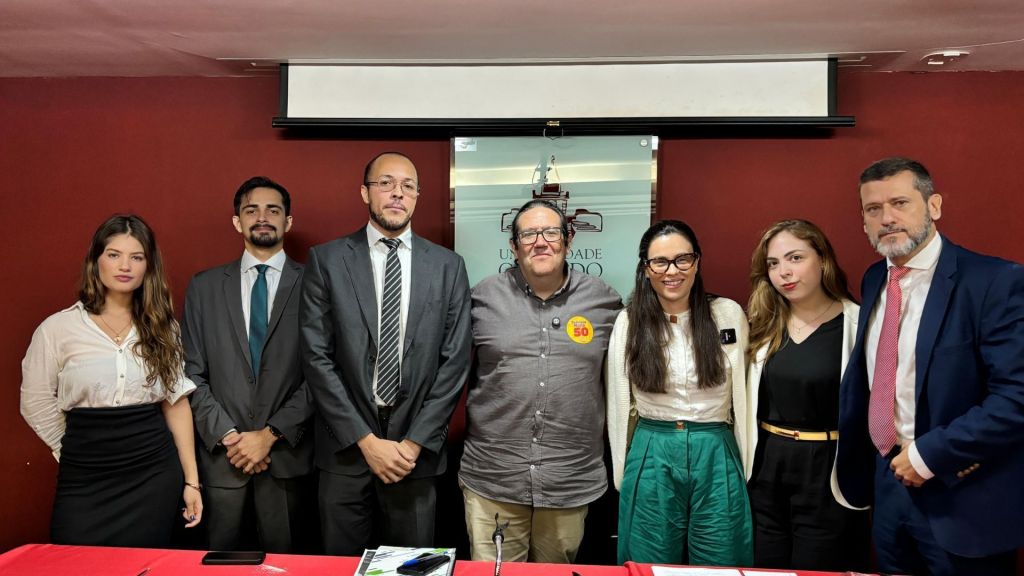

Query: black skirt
[[51, 402, 182, 548]]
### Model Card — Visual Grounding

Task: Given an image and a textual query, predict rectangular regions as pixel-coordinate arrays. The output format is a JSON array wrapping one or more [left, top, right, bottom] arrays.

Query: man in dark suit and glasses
[[183, 176, 315, 552], [301, 152, 472, 555]]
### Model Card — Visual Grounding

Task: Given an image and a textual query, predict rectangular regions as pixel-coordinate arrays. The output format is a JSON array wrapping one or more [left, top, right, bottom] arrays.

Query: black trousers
[[205, 473, 314, 553], [319, 469, 437, 556], [749, 431, 870, 571]]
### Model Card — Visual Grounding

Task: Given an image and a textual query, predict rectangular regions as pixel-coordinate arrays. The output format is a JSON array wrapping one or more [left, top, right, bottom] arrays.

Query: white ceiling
[[2, 0, 1023, 77]]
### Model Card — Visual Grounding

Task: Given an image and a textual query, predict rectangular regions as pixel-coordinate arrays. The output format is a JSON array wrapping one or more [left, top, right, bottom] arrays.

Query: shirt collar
[[887, 231, 942, 271], [241, 249, 286, 273], [366, 222, 413, 250]]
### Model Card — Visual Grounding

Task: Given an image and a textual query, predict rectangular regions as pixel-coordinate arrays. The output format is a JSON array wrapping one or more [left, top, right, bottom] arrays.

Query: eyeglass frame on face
[[644, 252, 699, 273], [517, 226, 564, 245], [364, 175, 421, 198]]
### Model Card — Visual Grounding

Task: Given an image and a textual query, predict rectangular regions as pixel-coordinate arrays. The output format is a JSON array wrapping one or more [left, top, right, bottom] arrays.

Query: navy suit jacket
[[836, 236, 1024, 557]]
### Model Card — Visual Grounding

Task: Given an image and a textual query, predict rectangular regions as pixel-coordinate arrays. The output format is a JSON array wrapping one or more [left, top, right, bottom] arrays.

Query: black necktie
[[377, 239, 402, 405], [249, 264, 269, 379]]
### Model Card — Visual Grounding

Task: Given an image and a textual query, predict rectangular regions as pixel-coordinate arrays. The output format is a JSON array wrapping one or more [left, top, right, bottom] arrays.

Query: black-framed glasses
[[365, 176, 421, 197], [645, 253, 698, 273], [517, 227, 563, 245]]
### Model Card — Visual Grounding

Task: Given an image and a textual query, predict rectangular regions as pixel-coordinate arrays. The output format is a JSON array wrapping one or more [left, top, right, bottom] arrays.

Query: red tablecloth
[[0, 544, 843, 576]]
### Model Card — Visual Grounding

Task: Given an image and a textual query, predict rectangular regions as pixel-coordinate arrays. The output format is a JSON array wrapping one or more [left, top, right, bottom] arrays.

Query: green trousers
[[618, 418, 753, 566]]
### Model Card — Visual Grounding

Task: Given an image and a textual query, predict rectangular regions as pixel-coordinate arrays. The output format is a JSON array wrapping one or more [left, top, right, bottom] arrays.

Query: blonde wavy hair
[[747, 219, 853, 363]]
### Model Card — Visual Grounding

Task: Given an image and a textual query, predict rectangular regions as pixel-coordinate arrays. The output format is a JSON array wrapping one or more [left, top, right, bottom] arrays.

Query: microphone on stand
[[492, 512, 509, 576]]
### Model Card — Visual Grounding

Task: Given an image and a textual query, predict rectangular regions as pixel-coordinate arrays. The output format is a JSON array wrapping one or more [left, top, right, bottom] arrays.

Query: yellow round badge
[[566, 316, 594, 344]]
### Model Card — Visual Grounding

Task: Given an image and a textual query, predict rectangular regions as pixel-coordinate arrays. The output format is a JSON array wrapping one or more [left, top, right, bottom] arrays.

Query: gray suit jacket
[[183, 256, 314, 488], [300, 228, 472, 477]]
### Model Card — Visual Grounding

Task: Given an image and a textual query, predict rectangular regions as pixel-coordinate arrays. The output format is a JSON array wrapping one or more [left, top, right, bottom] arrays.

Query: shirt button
[[115, 400, 120, 405], [119, 374, 125, 379], [117, 349, 123, 354], [539, 382, 545, 387], [532, 437, 538, 442], [540, 353, 546, 359], [530, 464, 536, 470], [535, 410, 542, 415]]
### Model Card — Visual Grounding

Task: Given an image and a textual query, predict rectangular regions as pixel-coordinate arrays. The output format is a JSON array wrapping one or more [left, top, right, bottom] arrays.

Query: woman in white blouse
[[607, 220, 752, 567], [21, 214, 203, 547]]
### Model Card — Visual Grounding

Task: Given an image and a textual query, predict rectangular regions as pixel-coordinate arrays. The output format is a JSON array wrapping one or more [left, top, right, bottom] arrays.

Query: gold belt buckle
[[675, 421, 685, 430]]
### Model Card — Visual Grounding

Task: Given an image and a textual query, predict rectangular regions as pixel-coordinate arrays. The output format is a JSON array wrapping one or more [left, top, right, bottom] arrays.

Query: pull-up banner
[[453, 136, 655, 298]]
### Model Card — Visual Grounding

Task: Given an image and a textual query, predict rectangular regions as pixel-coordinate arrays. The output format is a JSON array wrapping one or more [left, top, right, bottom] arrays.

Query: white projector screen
[[277, 60, 847, 129]]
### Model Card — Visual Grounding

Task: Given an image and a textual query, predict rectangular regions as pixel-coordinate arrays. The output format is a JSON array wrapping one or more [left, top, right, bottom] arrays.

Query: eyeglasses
[[645, 253, 698, 273], [365, 176, 421, 198], [517, 227, 564, 245]]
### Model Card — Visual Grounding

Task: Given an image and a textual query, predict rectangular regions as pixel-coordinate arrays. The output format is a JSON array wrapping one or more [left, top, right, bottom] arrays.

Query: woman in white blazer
[[744, 219, 868, 572], [607, 220, 752, 567]]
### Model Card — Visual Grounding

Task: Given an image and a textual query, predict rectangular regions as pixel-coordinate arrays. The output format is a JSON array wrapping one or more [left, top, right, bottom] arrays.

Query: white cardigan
[[606, 297, 750, 491], [746, 299, 865, 510]]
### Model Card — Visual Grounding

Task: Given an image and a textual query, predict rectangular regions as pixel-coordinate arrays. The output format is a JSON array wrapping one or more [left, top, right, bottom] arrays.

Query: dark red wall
[[2, 71, 1023, 552]]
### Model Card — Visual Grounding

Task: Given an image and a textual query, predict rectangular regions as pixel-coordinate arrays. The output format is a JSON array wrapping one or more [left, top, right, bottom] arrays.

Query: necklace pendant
[[115, 336, 121, 344]]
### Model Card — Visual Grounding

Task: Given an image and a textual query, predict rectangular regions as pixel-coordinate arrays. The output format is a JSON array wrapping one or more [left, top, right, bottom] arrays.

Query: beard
[[869, 212, 933, 260], [248, 226, 281, 248], [369, 204, 411, 233]]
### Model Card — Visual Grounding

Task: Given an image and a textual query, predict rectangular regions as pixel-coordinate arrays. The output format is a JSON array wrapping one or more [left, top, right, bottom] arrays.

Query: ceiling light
[[922, 50, 969, 66]]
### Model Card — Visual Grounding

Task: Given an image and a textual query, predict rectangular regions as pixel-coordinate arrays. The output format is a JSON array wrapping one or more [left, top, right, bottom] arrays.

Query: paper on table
[[742, 571, 798, 576], [354, 546, 455, 576], [651, 567, 742, 576]]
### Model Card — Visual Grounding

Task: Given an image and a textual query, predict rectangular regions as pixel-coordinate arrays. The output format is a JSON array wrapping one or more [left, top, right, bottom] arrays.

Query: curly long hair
[[79, 214, 183, 393], [625, 220, 725, 393], [747, 219, 854, 363]]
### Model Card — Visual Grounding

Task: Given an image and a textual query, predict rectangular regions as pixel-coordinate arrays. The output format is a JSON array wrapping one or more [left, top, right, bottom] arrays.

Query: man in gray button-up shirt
[[460, 199, 622, 563]]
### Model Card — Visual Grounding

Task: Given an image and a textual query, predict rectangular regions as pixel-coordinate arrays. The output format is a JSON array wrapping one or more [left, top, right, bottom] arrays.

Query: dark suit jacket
[[836, 237, 1024, 557], [183, 256, 314, 488], [300, 228, 472, 477]]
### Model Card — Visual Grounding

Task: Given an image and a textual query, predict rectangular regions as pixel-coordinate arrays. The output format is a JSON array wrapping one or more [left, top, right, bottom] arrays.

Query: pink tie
[[869, 265, 911, 456]]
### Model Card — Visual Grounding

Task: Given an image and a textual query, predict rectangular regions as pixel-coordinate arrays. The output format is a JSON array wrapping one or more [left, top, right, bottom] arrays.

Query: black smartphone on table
[[396, 552, 451, 576], [201, 551, 266, 565]]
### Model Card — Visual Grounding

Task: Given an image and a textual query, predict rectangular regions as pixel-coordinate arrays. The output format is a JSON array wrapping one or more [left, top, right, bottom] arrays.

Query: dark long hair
[[746, 219, 854, 363], [625, 220, 725, 392], [79, 214, 183, 393]]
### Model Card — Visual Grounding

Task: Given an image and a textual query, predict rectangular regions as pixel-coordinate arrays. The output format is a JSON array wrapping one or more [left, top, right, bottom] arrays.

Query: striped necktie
[[377, 238, 402, 405]]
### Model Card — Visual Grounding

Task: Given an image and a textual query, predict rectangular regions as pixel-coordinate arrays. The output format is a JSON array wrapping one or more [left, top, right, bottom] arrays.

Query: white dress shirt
[[634, 311, 733, 423], [866, 232, 942, 478], [366, 223, 412, 405], [240, 249, 286, 336], [20, 302, 196, 459]]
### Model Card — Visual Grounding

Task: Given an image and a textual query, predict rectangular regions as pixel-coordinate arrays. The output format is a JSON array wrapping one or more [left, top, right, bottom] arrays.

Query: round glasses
[[644, 253, 698, 273]]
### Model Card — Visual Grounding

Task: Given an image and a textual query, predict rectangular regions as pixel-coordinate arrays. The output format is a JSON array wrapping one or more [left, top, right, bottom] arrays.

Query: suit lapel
[[346, 231, 381, 349], [914, 241, 957, 404], [265, 257, 299, 342], [404, 233, 433, 355], [223, 261, 255, 380], [858, 262, 886, 350]]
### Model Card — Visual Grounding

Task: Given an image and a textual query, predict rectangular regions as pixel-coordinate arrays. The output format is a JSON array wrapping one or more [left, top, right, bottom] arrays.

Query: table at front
[[0, 544, 844, 576]]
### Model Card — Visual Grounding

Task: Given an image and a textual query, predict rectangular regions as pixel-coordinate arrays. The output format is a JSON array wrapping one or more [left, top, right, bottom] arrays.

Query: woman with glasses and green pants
[[606, 219, 752, 567]]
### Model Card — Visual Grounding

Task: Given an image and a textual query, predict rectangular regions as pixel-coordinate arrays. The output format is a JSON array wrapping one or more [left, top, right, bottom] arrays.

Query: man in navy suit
[[836, 157, 1024, 575]]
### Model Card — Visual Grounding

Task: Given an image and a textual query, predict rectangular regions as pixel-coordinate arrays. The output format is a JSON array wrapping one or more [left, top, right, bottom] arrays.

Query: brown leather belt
[[760, 422, 839, 441]]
